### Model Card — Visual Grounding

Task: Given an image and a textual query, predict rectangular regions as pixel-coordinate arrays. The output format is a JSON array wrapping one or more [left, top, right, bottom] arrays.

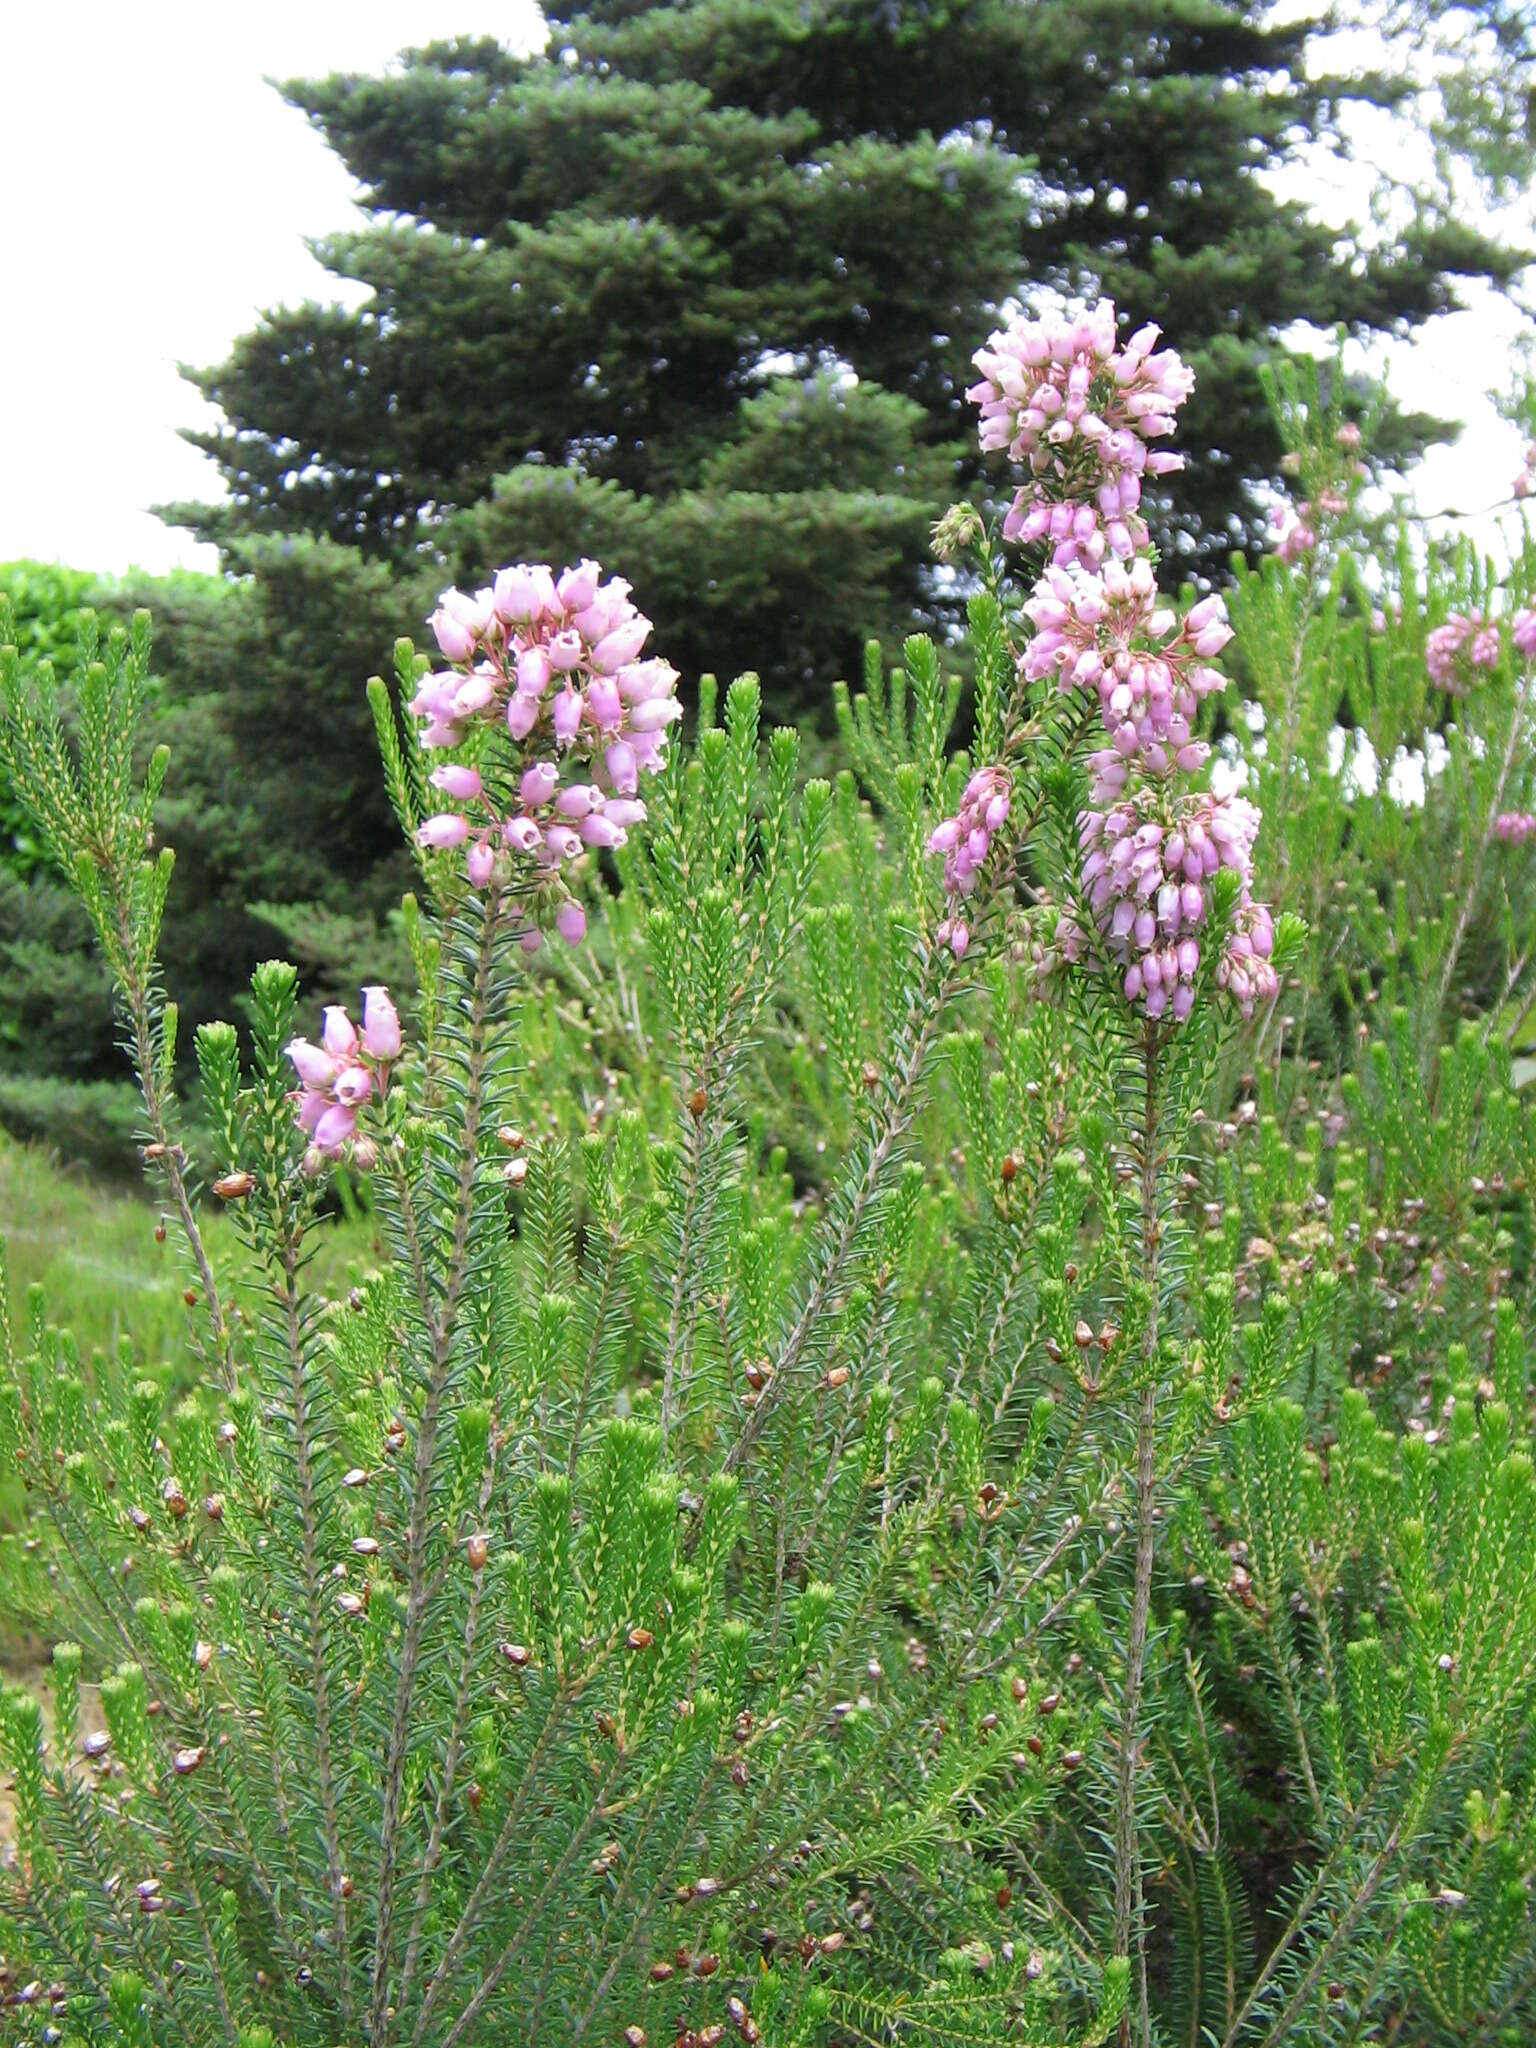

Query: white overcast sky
[[0, 1, 1531, 578]]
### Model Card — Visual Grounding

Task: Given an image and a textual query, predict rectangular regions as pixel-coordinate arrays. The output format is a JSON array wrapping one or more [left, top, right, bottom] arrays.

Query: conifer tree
[[173, 0, 1520, 714]]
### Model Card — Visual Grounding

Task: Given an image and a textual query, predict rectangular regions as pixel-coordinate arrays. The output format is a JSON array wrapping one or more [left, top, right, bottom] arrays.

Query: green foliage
[[3, 463, 1536, 2048]]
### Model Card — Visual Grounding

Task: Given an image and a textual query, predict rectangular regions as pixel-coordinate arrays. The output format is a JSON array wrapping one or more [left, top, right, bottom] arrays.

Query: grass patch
[[0, 1134, 380, 1531]]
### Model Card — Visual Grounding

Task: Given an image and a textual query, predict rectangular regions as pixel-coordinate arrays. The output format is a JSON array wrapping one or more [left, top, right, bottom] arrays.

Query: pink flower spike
[[521, 761, 559, 808], [334, 1066, 372, 1109], [628, 697, 682, 733], [580, 813, 626, 849], [286, 1039, 336, 1091], [548, 629, 586, 673], [418, 812, 471, 849], [430, 764, 483, 802], [557, 558, 602, 612], [553, 690, 583, 744], [314, 1103, 357, 1153], [516, 646, 553, 696], [321, 1006, 359, 1060], [493, 563, 551, 625], [361, 986, 402, 1061], [429, 608, 476, 663], [586, 675, 623, 727], [605, 740, 638, 795], [591, 618, 651, 674]]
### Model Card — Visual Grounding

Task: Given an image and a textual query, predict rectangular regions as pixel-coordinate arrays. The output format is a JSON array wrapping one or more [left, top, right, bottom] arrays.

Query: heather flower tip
[[1427, 611, 1501, 694], [969, 300, 1194, 570], [411, 557, 677, 935], [1074, 786, 1276, 1023], [287, 990, 401, 1163]]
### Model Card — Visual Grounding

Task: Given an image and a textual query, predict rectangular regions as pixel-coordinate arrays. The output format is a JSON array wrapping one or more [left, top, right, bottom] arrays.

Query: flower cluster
[[1493, 811, 1536, 844], [410, 561, 680, 941], [1270, 503, 1318, 565], [1063, 788, 1275, 1021], [1020, 557, 1230, 775], [1514, 440, 1536, 501], [927, 766, 1011, 958], [1270, 422, 1365, 566], [968, 302, 1194, 566], [948, 299, 1279, 1025], [1513, 608, 1536, 662], [1426, 611, 1501, 694], [286, 988, 401, 1170]]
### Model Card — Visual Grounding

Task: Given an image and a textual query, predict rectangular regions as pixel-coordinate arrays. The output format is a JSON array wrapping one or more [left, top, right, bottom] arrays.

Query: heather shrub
[[1, 307, 1534, 2048]]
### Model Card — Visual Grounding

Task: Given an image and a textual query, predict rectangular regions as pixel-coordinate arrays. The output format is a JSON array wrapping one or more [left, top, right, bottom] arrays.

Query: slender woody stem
[[370, 891, 504, 2044], [1115, 1028, 1161, 2048]]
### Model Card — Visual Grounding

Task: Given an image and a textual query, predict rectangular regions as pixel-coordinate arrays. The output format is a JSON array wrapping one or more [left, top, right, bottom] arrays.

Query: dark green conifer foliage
[[173, 0, 1520, 709]]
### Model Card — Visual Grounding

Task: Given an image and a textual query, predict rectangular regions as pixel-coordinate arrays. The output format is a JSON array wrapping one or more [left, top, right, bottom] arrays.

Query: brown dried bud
[[649, 1960, 675, 1983], [498, 1124, 525, 1150], [83, 1731, 112, 1759], [466, 1782, 483, 1813], [820, 1930, 846, 1954], [861, 1061, 880, 1091], [467, 1533, 489, 1572], [503, 1158, 528, 1187], [693, 1875, 721, 1897], [194, 1639, 213, 1670], [821, 1365, 850, 1391], [338, 1873, 354, 1898], [1027, 1733, 1044, 1756], [1062, 1748, 1084, 1770], [1036, 1693, 1059, 1717], [689, 1086, 708, 1119], [744, 1361, 769, 1391], [142, 1143, 167, 1161], [624, 2029, 646, 2047], [161, 1479, 188, 1521], [172, 1745, 205, 1776], [337, 1592, 367, 1617], [1000, 1153, 1018, 1183], [182, 1289, 198, 1309], [694, 1952, 721, 1978], [352, 1535, 380, 1557], [342, 1467, 370, 1488], [128, 1506, 152, 1534], [153, 1224, 167, 1244], [626, 1626, 654, 1651], [213, 1171, 254, 1200], [202, 1494, 223, 1523], [1044, 1337, 1064, 1364], [500, 1643, 532, 1668]]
